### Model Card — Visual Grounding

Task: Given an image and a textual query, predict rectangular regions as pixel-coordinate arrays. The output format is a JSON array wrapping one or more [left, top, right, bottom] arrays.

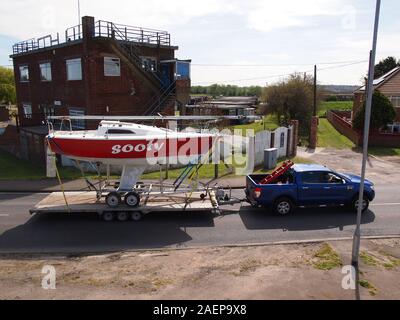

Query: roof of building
[[355, 66, 400, 93]]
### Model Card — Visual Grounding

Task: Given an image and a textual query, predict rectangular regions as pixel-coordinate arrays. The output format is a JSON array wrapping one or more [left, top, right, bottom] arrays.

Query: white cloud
[[238, 0, 349, 32], [0, 0, 228, 40]]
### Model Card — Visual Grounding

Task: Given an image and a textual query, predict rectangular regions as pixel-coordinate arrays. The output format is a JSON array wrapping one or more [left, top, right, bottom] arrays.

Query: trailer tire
[[102, 211, 115, 222], [116, 211, 129, 222], [273, 197, 293, 216], [124, 192, 140, 207], [106, 192, 121, 208], [131, 211, 143, 222]]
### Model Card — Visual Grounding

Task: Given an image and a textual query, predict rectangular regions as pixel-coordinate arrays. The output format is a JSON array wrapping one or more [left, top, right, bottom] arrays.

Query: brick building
[[10, 16, 191, 164], [353, 67, 400, 132]]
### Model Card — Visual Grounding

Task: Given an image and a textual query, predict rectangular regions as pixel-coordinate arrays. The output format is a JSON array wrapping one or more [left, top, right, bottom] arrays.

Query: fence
[[253, 125, 294, 167]]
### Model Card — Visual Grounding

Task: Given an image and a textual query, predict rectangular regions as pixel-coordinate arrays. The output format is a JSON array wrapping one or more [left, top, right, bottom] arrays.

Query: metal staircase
[[143, 80, 177, 115]]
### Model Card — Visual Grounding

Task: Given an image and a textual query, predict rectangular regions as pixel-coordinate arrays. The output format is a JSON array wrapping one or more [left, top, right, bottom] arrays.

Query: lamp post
[[351, 0, 381, 267]]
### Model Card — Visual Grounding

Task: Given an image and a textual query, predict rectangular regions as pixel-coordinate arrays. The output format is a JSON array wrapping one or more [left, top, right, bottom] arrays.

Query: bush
[[353, 90, 396, 131]]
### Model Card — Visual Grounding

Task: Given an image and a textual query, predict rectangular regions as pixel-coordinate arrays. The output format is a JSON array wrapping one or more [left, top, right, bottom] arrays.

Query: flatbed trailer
[[29, 190, 223, 222]]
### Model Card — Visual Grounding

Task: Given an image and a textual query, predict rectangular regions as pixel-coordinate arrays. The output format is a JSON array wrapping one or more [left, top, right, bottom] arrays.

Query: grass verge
[[312, 243, 342, 270], [317, 119, 355, 149]]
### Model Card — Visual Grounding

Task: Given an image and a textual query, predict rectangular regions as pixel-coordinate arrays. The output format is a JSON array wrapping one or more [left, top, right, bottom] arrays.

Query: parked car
[[245, 164, 375, 215]]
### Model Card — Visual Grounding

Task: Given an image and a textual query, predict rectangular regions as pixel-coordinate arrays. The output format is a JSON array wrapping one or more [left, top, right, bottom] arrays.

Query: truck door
[[297, 171, 329, 205], [319, 172, 349, 204]]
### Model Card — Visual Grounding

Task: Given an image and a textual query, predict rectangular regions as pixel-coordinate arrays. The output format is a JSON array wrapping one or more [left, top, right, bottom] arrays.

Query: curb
[[1, 235, 399, 258]]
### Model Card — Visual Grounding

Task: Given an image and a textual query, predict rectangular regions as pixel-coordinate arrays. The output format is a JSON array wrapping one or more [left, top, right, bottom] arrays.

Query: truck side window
[[301, 171, 322, 184]]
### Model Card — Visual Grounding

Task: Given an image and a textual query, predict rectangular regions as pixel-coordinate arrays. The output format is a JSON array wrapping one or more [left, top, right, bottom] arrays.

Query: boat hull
[[47, 135, 215, 166]]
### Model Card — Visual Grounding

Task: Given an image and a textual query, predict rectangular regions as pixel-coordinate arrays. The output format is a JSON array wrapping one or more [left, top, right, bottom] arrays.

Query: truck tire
[[351, 196, 369, 213], [273, 197, 293, 216], [124, 191, 140, 207], [106, 192, 121, 208]]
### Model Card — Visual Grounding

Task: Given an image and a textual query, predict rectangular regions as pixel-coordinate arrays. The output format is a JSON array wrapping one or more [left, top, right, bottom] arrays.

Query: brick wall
[[327, 110, 400, 147]]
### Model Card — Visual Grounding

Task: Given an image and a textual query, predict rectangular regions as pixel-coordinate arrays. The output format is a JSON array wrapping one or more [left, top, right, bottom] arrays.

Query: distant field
[[231, 114, 279, 135], [318, 101, 353, 117]]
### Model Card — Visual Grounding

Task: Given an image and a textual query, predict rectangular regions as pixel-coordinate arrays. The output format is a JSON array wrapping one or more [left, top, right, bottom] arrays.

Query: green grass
[[231, 114, 279, 135], [317, 119, 355, 149], [360, 251, 380, 267], [318, 101, 353, 117], [0, 149, 45, 180], [368, 147, 400, 157], [312, 243, 342, 270], [358, 279, 378, 296]]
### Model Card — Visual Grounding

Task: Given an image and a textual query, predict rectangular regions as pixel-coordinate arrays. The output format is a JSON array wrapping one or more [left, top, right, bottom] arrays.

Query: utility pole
[[78, 0, 81, 25], [313, 65, 317, 116], [351, 0, 381, 268]]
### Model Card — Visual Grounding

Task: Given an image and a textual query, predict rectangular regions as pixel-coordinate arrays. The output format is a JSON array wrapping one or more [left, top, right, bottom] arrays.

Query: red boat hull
[[47, 136, 215, 165]]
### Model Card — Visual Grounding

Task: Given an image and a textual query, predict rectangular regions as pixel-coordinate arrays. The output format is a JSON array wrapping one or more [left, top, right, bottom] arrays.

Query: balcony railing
[[94, 20, 170, 46], [12, 20, 171, 55]]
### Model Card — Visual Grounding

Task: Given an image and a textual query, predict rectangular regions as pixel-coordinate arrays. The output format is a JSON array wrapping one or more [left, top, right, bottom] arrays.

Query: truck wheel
[[102, 211, 115, 222], [116, 211, 129, 222], [131, 211, 143, 222], [273, 197, 293, 216], [124, 191, 140, 207], [352, 196, 369, 213], [106, 192, 121, 208]]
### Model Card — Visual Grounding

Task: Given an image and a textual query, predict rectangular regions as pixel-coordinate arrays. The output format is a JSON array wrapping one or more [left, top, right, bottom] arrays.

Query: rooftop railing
[[12, 20, 171, 55]]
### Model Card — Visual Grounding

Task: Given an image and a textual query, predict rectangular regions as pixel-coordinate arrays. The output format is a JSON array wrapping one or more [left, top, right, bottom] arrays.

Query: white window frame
[[39, 62, 52, 81], [22, 103, 32, 119], [66, 58, 82, 81], [19, 65, 29, 82], [104, 57, 121, 76], [389, 96, 400, 107]]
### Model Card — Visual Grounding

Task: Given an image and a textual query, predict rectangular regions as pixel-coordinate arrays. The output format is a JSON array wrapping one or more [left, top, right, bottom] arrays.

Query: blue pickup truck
[[245, 164, 375, 215]]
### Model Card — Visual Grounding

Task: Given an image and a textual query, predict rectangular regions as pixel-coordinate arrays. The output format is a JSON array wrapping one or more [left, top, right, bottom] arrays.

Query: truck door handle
[[324, 187, 331, 190], [302, 187, 309, 190]]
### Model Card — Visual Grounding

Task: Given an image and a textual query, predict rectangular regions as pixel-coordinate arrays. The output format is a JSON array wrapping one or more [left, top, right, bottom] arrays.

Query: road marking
[[0, 214, 10, 217], [370, 202, 400, 206]]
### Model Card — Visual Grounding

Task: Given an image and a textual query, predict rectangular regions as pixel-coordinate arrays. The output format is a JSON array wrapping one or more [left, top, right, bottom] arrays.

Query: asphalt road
[[0, 185, 399, 254]]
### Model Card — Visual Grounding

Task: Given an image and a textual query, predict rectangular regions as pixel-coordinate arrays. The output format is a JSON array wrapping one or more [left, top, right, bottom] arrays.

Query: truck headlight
[[370, 185, 374, 191]]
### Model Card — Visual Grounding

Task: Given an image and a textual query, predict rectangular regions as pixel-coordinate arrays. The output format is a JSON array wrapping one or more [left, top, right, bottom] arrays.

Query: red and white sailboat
[[46, 120, 218, 195]]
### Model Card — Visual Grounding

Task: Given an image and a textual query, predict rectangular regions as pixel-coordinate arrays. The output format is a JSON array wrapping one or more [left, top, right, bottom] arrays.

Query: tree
[[374, 56, 399, 79], [353, 90, 396, 131], [262, 73, 317, 135], [0, 66, 16, 104]]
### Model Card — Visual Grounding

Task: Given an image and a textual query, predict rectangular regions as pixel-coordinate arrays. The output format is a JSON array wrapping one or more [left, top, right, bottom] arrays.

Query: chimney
[[82, 16, 95, 39]]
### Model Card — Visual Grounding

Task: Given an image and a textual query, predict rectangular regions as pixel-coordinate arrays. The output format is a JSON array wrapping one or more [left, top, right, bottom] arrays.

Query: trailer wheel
[[116, 211, 129, 222], [106, 192, 121, 208], [131, 211, 143, 221], [124, 191, 140, 207], [102, 211, 115, 222]]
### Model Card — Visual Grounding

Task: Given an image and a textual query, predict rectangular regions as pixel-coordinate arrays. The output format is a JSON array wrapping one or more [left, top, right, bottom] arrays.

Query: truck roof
[[292, 164, 331, 172]]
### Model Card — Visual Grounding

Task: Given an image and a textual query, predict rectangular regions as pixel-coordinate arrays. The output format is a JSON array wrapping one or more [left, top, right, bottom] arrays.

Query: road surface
[[0, 185, 399, 253]]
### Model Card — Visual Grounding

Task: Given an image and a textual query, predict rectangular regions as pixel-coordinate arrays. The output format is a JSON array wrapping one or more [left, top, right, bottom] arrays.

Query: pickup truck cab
[[246, 164, 375, 215]]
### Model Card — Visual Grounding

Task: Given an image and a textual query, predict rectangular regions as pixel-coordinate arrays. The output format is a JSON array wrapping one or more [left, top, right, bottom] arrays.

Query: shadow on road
[[238, 206, 376, 231], [0, 211, 215, 253]]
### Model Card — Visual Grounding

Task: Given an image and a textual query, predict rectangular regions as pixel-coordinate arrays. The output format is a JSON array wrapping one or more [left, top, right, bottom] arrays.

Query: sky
[[0, 0, 399, 86]]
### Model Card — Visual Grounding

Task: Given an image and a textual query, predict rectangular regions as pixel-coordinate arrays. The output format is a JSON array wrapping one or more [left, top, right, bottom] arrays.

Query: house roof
[[355, 66, 400, 93]]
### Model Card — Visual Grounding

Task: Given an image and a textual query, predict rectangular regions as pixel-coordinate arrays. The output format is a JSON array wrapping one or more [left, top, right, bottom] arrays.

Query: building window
[[390, 96, 400, 107], [22, 103, 32, 119], [66, 58, 82, 81], [176, 61, 190, 80], [40, 104, 55, 118], [19, 65, 29, 82], [39, 62, 52, 81], [141, 57, 157, 72], [69, 108, 85, 130], [104, 57, 121, 76]]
